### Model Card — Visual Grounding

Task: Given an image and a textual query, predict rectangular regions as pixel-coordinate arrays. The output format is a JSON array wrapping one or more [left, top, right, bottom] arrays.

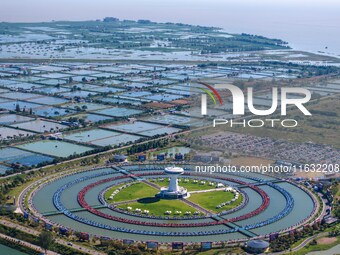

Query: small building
[[59, 227, 68, 235], [246, 240, 269, 254], [323, 215, 338, 225], [113, 154, 127, 162], [157, 154, 165, 161], [79, 232, 90, 241], [193, 155, 212, 163], [138, 154, 146, 162], [175, 153, 183, 161], [192, 152, 221, 163]]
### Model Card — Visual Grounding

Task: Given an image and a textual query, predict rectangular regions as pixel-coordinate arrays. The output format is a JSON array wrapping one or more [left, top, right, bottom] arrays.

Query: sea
[[1, 0, 340, 57]]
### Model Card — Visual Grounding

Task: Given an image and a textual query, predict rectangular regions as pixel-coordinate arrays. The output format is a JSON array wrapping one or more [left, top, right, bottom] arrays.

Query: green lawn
[[187, 190, 243, 213], [104, 183, 125, 201], [105, 182, 158, 202], [152, 178, 216, 192], [335, 183, 340, 200], [118, 198, 201, 217], [288, 236, 340, 255], [212, 97, 340, 149]]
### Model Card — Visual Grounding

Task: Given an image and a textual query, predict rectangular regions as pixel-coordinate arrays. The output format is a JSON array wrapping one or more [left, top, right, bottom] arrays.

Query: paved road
[[0, 232, 59, 255], [271, 232, 329, 255], [291, 232, 329, 253], [0, 218, 106, 255], [0, 132, 184, 180], [1, 89, 337, 182], [307, 244, 340, 255], [189, 187, 226, 194], [112, 199, 138, 205]]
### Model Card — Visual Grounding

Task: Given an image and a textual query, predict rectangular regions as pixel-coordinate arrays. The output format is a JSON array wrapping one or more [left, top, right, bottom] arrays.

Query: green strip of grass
[[288, 236, 340, 255]]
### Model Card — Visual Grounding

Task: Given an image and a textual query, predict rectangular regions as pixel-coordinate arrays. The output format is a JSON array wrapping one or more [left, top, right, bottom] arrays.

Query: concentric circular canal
[[25, 164, 318, 243]]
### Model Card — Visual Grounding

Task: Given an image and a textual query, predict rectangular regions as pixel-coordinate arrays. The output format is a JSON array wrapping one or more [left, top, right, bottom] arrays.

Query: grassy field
[[335, 183, 340, 200], [231, 156, 274, 166], [118, 198, 201, 217], [288, 236, 340, 255], [103, 183, 125, 201], [194, 247, 244, 255], [152, 178, 216, 192], [107, 182, 159, 202], [213, 97, 340, 148], [187, 190, 243, 213]]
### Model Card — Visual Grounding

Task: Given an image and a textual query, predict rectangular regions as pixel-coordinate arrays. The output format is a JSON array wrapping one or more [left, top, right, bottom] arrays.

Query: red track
[[77, 172, 270, 227]]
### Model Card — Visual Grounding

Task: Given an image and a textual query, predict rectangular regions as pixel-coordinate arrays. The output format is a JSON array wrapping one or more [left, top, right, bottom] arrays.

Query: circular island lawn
[[27, 165, 318, 243], [105, 182, 159, 203], [152, 178, 215, 192], [187, 190, 243, 213], [117, 197, 202, 217]]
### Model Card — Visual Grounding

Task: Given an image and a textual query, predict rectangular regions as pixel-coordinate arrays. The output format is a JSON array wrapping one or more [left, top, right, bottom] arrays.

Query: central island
[[156, 166, 188, 199]]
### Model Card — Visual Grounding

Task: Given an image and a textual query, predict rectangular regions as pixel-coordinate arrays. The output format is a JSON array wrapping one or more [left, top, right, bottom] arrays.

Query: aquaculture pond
[[94, 107, 143, 117], [104, 121, 181, 136], [0, 147, 53, 166], [10, 119, 68, 133], [16, 140, 93, 158]]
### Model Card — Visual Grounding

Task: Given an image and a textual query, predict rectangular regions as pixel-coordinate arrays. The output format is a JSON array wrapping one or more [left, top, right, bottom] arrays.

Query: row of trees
[[126, 138, 169, 154], [270, 223, 330, 252], [15, 104, 33, 114]]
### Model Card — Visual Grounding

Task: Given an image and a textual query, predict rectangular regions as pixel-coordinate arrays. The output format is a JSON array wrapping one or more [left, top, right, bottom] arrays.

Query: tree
[[38, 230, 54, 254]]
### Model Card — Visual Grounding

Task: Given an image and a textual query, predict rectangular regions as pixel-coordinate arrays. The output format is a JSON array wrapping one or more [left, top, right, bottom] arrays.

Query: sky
[[1, 0, 339, 23]]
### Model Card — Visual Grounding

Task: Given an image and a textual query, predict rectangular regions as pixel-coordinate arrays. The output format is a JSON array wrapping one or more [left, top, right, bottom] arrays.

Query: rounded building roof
[[164, 166, 184, 175], [114, 155, 127, 159], [247, 240, 269, 249]]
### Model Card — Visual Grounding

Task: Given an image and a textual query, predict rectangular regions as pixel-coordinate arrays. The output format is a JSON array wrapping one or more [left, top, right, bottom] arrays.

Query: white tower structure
[[157, 166, 187, 198], [165, 166, 182, 192]]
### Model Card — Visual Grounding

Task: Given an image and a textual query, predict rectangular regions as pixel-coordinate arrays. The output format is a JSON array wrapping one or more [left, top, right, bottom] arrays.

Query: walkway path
[[112, 168, 215, 216], [272, 232, 329, 255], [188, 187, 226, 194], [112, 199, 139, 206], [290, 232, 329, 253], [0, 232, 59, 255], [0, 218, 106, 255], [181, 197, 212, 215]]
